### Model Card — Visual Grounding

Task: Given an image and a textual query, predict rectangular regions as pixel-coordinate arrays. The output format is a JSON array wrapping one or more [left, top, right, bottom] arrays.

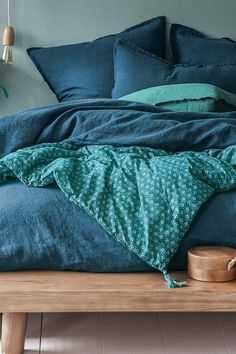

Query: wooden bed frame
[[0, 271, 236, 354]]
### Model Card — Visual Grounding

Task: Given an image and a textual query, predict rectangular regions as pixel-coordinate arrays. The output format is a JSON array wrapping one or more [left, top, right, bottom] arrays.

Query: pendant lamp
[[2, 0, 15, 65]]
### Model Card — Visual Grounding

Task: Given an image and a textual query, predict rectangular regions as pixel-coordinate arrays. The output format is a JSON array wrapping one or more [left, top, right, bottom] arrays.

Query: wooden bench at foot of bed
[[1, 271, 236, 354]]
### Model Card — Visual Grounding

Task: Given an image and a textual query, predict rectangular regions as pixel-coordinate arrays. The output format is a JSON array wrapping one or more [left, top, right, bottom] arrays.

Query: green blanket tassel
[[163, 270, 186, 288]]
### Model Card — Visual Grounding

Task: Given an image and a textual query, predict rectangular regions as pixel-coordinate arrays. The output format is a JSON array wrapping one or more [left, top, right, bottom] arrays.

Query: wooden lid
[[188, 246, 236, 271]]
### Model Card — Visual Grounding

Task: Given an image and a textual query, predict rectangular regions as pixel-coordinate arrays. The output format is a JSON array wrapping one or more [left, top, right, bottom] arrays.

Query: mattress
[[0, 179, 235, 272]]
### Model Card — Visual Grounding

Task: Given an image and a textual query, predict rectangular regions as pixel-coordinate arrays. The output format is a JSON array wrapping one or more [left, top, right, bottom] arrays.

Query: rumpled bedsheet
[[1, 100, 236, 287]]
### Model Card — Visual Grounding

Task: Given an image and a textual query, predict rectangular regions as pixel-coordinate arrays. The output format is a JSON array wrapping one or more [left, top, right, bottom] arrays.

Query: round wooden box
[[188, 246, 236, 282]]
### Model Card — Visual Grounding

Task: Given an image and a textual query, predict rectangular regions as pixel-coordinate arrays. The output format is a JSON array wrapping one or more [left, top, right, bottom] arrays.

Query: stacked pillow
[[112, 39, 236, 98], [119, 84, 236, 113], [28, 18, 236, 113], [170, 24, 236, 65], [112, 24, 236, 112], [27, 17, 166, 102]]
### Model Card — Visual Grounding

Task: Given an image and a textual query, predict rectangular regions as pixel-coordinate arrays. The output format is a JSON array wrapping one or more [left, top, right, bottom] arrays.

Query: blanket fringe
[[163, 270, 186, 288]]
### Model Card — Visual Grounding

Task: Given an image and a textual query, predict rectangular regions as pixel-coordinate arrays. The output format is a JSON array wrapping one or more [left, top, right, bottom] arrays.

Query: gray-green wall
[[0, 0, 236, 116]]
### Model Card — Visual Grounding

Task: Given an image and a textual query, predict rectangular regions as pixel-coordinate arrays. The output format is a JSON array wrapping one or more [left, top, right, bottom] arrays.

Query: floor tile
[[158, 313, 229, 354], [40, 313, 103, 354], [215, 313, 236, 354], [101, 312, 166, 354]]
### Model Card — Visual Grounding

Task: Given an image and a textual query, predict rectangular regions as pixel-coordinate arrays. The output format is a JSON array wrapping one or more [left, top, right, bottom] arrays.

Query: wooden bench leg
[[1, 313, 28, 354]]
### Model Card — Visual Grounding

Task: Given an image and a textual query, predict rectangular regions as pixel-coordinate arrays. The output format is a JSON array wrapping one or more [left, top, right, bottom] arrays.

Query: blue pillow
[[112, 39, 236, 99], [27, 17, 166, 102], [170, 24, 236, 65]]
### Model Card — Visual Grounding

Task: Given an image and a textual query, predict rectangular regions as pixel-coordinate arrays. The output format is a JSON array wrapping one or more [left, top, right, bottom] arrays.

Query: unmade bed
[[1, 14, 236, 354]]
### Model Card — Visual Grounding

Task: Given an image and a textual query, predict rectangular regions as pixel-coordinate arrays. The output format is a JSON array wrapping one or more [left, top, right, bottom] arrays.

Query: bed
[[1, 16, 236, 354], [1, 99, 236, 354]]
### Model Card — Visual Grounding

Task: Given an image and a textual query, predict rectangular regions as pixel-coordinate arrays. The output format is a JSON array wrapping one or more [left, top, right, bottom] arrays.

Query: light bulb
[[2, 45, 13, 65]]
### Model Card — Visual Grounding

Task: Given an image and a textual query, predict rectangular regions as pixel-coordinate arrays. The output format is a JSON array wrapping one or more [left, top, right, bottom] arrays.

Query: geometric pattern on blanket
[[1, 142, 236, 287]]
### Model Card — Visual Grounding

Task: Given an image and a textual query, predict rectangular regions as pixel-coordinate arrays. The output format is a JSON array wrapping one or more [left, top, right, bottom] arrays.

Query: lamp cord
[[7, 0, 11, 26]]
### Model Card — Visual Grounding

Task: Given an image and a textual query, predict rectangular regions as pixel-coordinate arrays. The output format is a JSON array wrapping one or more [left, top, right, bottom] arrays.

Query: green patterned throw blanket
[[1, 142, 236, 287]]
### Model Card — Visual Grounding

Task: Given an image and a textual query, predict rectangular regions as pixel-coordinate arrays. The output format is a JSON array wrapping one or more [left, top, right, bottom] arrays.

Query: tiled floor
[[2, 313, 235, 354]]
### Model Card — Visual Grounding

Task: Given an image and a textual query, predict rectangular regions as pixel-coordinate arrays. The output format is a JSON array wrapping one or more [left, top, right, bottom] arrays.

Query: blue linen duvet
[[1, 99, 236, 286]]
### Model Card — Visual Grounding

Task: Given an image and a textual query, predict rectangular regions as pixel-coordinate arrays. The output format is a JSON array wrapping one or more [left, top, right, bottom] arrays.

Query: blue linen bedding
[[112, 39, 236, 98], [1, 100, 236, 278], [27, 17, 166, 101]]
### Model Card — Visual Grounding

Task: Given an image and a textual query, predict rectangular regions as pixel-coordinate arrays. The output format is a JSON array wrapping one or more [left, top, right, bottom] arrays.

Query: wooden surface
[[1, 313, 27, 354], [0, 314, 41, 353], [0, 271, 235, 312], [188, 246, 236, 282]]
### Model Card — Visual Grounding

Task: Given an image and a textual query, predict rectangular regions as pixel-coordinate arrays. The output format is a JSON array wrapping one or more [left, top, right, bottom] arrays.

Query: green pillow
[[120, 83, 236, 112]]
